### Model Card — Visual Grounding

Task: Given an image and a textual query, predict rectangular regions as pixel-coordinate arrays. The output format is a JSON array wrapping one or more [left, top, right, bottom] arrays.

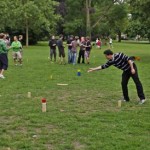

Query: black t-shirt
[[67, 39, 72, 49], [86, 40, 91, 51], [49, 39, 57, 49], [80, 41, 86, 51]]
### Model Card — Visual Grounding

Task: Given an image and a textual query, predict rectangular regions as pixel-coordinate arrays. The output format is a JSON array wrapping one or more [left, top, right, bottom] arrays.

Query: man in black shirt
[[57, 35, 66, 64], [85, 37, 91, 64], [49, 36, 57, 62], [78, 37, 86, 64], [88, 49, 146, 104], [18, 35, 23, 56]]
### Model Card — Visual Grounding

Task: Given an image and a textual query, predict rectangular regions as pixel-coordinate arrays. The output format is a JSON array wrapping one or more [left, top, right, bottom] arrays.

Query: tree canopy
[[0, 0, 149, 44], [0, 0, 60, 46], [127, 0, 150, 41]]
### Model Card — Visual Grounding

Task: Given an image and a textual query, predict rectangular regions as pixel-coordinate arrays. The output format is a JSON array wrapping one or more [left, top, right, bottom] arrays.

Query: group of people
[[0, 33, 146, 104], [95, 37, 113, 49], [48, 35, 92, 65], [0, 33, 23, 79], [96, 38, 102, 49]]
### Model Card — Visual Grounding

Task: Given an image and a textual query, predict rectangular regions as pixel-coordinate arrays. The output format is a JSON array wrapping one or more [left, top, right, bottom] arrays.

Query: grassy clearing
[[0, 42, 150, 150]]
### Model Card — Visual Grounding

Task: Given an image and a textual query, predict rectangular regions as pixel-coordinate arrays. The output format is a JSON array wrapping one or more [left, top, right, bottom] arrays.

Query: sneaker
[[139, 99, 146, 104], [0, 74, 5, 79], [122, 99, 127, 102], [122, 99, 129, 102], [122, 97, 130, 102]]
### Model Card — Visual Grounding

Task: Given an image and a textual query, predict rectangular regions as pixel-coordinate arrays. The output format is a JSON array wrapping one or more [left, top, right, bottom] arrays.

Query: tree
[[0, 0, 60, 46], [108, 3, 129, 42], [128, 0, 150, 41], [62, 0, 85, 36], [0, 0, 15, 31], [85, 0, 91, 36], [125, 20, 147, 39], [62, 0, 127, 38]]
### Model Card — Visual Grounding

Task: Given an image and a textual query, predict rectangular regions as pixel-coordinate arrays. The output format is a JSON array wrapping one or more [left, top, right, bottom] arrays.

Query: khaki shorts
[[12, 51, 22, 59]]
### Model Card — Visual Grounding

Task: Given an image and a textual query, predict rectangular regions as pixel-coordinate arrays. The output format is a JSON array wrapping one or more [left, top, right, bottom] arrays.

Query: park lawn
[[0, 42, 150, 150]]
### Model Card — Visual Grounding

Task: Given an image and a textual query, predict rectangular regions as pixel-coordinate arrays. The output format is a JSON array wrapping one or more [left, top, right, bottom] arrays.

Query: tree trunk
[[86, 0, 91, 38], [26, 19, 29, 46], [118, 30, 121, 42]]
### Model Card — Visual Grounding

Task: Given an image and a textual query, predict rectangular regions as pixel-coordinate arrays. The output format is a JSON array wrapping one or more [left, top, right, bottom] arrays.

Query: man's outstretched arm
[[88, 66, 102, 72], [88, 61, 113, 72]]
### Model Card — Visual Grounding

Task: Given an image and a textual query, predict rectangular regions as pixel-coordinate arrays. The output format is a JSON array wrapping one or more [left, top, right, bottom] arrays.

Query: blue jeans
[[0, 53, 8, 70], [68, 49, 72, 63], [71, 52, 77, 65]]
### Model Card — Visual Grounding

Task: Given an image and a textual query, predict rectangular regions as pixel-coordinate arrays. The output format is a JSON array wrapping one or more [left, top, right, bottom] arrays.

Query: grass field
[[0, 42, 150, 150]]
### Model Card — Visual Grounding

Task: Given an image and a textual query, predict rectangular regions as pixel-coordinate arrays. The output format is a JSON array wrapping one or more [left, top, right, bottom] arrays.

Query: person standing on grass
[[96, 38, 98, 46], [4, 34, 10, 48], [88, 49, 146, 104], [49, 35, 57, 62], [77, 36, 80, 45], [85, 37, 92, 64], [67, 36, 73, 63], [97, 38, 102, 49], [78, 37, 86, 64], [0, 33, 10, 79], [99, 38, 102, 49], [18, 35, 23, 56], [57, 35, 66, 64], [71, 36, 78, 65], [11, 36, 22, 66]]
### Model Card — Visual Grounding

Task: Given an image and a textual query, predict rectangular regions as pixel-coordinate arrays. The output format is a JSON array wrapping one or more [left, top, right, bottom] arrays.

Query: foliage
[[61, 0, 129, 40], [0, 0, 60, 45], [127, 0, 150, 41], [1, 0, 150, 42], [126, 21, 147, 38], [108, 3, 129, 41]]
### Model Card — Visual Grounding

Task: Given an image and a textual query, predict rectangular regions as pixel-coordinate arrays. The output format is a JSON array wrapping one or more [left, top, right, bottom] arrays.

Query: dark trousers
[[121, 63, 145, 101], [78, 50, 85, 64], [50, 48, 56, 61], [0, 53, 8, 70]]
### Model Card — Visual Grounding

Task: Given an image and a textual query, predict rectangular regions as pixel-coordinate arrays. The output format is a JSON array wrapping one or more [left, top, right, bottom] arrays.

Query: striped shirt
[[101, 52, 133, 71]]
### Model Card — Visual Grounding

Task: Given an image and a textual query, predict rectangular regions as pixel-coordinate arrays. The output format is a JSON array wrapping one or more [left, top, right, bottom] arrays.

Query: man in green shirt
[[11, 36, 22, 66], [0, 33, 9, 79]]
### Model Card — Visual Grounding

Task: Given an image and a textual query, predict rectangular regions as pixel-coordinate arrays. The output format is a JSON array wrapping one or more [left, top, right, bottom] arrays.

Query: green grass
[[0, 42, 150, 150]]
